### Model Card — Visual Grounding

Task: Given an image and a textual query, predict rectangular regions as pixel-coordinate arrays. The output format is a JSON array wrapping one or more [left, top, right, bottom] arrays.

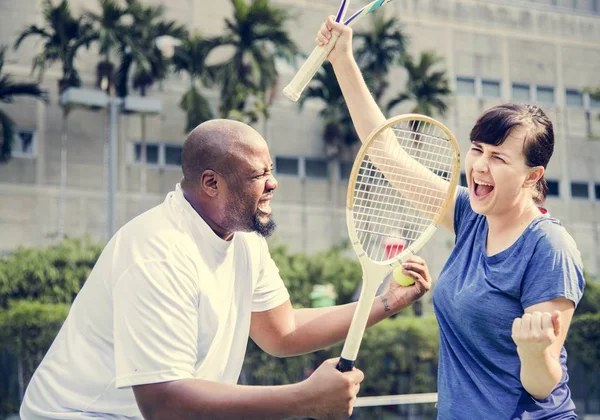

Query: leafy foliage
[[84, 0, 131, 93], [14, 0, 96, 93], [0, 300, 70, 389], [299, 63, 359, 158], [209, 0, 298, 124], [576, 277, 600, 316], [387, 51, 451, 117], [121, 0, 187, 97], [0, 237, 102, 307], [270, 242, 361, 308], [173, 34, 216, 132], [355, 14, 408, 104]]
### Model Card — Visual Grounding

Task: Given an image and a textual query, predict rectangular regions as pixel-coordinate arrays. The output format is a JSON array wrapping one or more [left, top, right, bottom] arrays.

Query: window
[[165, 145, 182, 166], [460, 173, 468, 187], [481, 80, 501, 98], [512, 83, 531, 101], [566, 89, 583, 107], [570, 182, 589, 199], [591, 94, 600, 108], [536, 86, 555, 104], [275, 157, 299, 175], [12, 128, 37, 158], [595, 183, 600, 200], [134, 143, 159, 164], [456, 77, 476, 96], [305, 158, 328, 178], [547, 180, 559, 197], [339, 161, 353, 180], [132, 142, 184, 168]]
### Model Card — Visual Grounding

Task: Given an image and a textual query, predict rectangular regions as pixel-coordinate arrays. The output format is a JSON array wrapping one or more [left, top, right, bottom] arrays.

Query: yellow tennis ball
[[393, 266, 415, 287]]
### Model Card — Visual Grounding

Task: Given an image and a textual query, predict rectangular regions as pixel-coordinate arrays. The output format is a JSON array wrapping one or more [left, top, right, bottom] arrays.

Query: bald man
[[21, 120, 432, 420]]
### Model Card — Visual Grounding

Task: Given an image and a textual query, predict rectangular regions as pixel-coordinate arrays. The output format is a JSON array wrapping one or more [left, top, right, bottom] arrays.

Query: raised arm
[[317, 17, 457, 233]]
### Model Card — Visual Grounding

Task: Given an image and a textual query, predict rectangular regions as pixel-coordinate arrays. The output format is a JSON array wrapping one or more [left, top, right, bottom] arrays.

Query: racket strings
[[352, 119, 456, 262]]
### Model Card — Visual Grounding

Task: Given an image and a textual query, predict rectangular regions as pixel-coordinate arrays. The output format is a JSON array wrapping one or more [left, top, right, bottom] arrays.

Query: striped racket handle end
[[283, 33, 340, 102]]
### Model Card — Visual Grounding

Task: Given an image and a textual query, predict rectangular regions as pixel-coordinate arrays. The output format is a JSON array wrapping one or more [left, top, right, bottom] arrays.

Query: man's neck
[[181, 185, 234, 241]]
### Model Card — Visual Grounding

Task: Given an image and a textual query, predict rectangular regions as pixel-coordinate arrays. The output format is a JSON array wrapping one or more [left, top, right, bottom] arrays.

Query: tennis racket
[[283, 0, 395, 102], [336, 114, 461, 372]]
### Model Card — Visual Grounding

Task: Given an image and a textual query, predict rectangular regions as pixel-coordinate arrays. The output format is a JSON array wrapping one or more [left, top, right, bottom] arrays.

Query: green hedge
[[0, 238, 598, 418]]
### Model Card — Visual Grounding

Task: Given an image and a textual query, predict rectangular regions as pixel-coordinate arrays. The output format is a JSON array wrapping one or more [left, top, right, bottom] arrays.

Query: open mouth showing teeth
[[474, 180, 494, 197], [258, 200, 271, 214]]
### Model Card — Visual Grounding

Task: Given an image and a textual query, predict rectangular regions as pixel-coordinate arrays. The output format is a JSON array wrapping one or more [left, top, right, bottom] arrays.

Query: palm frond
[[179, 84, 214, 133]]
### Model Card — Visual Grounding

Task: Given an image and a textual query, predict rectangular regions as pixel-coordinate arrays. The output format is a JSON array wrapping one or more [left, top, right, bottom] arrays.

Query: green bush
[[0, 237, 100, 417], [0, 237, 102, 307], [0, 300, 69, 416], [270, 242, 362, 308], [242, 315, 440, 397], [576, 278, 600, 316]]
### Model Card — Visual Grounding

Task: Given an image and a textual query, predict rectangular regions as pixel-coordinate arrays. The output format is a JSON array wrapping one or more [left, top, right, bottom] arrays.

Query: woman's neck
[[485, 200, 541, 256], [487, 201, 540, 235]]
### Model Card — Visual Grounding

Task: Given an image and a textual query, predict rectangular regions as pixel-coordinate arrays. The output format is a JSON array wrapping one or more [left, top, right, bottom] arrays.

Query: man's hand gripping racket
[[283, 0, 395, 102], [337, 114, 461, 372]]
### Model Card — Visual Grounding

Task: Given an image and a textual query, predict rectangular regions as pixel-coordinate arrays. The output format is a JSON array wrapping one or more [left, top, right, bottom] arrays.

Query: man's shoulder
[[114, 204, 197, 263]]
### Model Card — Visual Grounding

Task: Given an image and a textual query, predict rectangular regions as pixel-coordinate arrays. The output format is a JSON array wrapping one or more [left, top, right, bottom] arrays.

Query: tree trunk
[[140, 113, 147, 194], [57, 108, 68, 239]]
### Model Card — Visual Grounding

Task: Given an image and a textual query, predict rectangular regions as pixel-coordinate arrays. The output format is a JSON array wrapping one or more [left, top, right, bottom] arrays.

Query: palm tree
[[386, 51, 451, 117], [14, 0, 95, 239], [85, 0, 130, 94], [300, 63, 358, 159], [117, 0, 186, 193], [172, 34, 215, 133], [209, 0, 298, 124], [354, 14, 408, 104], [299, 63, 360, 247], [0, 46, 47, 162]]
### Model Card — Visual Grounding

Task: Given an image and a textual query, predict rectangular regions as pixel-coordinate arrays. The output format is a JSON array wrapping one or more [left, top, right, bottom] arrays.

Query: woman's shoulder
[[527, 215, 580, 257]]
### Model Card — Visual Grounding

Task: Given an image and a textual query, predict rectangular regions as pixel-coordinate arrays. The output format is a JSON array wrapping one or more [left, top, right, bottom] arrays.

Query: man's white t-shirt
[[20, 184, 290, 419]]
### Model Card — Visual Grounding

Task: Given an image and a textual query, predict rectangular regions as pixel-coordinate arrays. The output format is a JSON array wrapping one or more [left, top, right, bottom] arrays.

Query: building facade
[[1, 0, 599, 280]]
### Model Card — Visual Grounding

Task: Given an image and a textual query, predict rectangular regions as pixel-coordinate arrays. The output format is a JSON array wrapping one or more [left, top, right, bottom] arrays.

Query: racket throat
[[338, 277, 383, 368]]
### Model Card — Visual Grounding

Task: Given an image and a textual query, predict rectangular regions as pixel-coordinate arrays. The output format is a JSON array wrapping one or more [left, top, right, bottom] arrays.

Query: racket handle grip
[[336, 357, 355, 372], [282, 32, 340, 102]]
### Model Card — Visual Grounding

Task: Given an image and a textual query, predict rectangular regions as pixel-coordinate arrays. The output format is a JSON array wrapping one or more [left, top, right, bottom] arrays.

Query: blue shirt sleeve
[[453, 187, 474, 238], [520, 221, 586, 309]]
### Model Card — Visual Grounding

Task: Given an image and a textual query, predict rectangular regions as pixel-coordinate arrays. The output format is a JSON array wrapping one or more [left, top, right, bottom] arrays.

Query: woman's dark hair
[[469, 103, 554, 206]]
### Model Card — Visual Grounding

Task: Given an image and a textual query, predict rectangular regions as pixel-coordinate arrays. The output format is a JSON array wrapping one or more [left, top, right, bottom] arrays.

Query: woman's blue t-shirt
[[433, 187, 585, 419]]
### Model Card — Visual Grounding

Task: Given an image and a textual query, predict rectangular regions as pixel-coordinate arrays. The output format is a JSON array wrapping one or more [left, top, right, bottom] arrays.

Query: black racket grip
[[336, 357, 355, 372]]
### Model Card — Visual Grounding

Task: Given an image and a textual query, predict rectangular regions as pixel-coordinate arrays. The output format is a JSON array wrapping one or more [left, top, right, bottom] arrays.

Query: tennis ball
[[393, 266, 415, 287]]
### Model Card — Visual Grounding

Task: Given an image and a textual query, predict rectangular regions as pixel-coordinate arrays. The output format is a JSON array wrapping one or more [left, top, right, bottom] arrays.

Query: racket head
[[346, 114, 461, 267], [344, 0, 394, 25]]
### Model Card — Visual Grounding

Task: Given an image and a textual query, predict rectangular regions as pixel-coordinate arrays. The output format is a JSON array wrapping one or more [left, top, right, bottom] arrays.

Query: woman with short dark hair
[[316, 17, 585, 419]]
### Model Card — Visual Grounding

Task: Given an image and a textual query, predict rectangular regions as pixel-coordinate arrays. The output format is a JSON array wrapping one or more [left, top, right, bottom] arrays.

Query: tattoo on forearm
[[381, 296, 391, 312]]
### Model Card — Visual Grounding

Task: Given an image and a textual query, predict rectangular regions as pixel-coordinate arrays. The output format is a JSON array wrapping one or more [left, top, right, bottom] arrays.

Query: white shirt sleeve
[[113, 260, 198, 388], [252, 238, 290, 312]]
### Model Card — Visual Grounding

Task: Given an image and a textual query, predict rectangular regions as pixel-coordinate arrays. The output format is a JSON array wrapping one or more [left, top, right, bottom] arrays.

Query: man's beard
[[251, 212, 276, 238]]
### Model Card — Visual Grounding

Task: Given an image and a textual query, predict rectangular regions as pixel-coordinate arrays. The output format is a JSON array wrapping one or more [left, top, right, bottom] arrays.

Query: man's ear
[[201, 170, 219, 197], [523, 166, 544, 188]]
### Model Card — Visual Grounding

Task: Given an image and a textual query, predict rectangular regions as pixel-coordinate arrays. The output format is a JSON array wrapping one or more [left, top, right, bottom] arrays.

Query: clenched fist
[[511, 311, 562, 356]]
